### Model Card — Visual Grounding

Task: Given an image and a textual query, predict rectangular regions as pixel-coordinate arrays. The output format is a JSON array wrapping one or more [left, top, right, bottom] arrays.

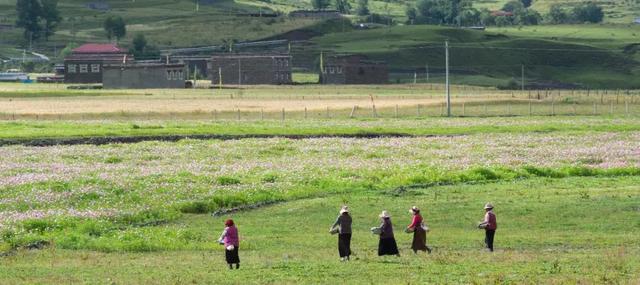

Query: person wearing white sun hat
[[330, 205, 352, 261], [477, 203, 497, 252], [406, 206, 432, 254], [376, 210, 400, 257]]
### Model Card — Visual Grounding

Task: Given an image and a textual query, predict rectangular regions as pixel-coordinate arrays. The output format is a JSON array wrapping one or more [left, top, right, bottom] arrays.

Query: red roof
[[72, 43, 125, 54]]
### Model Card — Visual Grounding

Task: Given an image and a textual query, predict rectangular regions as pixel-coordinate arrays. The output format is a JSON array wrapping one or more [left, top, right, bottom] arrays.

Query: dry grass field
[[1, 83, 639, 120]]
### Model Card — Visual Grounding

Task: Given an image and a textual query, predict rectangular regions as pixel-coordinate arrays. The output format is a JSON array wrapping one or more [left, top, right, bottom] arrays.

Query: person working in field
[[330, 205, 353, 261], [477, 203, 497, 252], [373, 210, 400, 257], [406, 206, 432, 254], [218, 219, 240, 269]]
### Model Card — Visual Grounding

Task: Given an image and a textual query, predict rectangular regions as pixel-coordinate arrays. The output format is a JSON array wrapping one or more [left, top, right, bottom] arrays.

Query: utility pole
[[238, 59, 242, 86], [426, 63, 429, 83], [521, 64, 525, 92], [445, 40, 451, 117]]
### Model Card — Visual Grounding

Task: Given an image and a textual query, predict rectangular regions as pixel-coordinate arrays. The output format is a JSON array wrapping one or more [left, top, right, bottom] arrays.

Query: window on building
[[178, 71, 184, 80], [284, 60, 289, 67], [337, 67, 343, 74], [79, 64, 88, 73], [166, 70, 171, 80], [91, 64, 100, 73], [68, 64, 77, 73], [329, 67, 335, 74]]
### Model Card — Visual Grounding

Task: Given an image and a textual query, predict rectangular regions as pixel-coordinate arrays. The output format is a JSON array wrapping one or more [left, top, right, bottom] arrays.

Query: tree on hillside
[[573, 2, 604, 23], [131, 34, 160, 60], [104, 15, 127, 42], [335, 0, 351, 14], [41, 0, 61, 41], [15, 0, 43, 43], [502, 0, 524, 12], [515, 8, 541, 25], [413, 0, 472, 25], [520, 0, 533, 8], [546, 4, 571, 24], [356, 0, 370, 16], [311, 0, 329, 10]]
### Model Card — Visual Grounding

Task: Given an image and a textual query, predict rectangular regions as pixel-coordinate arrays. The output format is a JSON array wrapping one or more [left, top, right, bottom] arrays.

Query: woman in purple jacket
[[218, 219, 240, 269], [377, 211, 400, 257]]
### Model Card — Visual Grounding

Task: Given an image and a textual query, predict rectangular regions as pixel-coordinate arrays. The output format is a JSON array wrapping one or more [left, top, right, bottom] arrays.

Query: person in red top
[[478, 203, 497, 252], [218, 219, 240, 269], [406, 206, 432, 254]]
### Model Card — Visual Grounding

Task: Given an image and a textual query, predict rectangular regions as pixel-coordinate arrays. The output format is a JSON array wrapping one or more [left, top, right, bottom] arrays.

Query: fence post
[[462, 102, 465, 117], [528, 102, 532, 116], [483, 104, 487, 117], [507, 103, 511, 116], [261, 108, 264, 120], [625, 101, 629, 116], [610, 101, 614, 115], [237, 108, 241, 120], [214, 109, 217, 120], [281, 108, 285, 121], [593, 103, 597, 115], [350, 105, 357, 118], [551, 101, 555, 116]]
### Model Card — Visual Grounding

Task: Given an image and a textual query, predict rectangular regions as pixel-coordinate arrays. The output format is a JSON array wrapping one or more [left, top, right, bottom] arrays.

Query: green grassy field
[[0, 100, 639, 283], [1, 176, 638, 283]]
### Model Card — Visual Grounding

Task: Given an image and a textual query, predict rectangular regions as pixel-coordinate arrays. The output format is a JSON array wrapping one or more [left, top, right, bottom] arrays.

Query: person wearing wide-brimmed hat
[[218, 219, 240, 269], [406, 206, 432, 254], [330, 205, 353, 261], [376, 210, 400, 256], [477, 203, 497, 252]]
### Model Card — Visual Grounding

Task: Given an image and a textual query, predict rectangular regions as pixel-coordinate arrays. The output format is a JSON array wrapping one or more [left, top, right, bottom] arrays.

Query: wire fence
[[1, 100, 639, 121]]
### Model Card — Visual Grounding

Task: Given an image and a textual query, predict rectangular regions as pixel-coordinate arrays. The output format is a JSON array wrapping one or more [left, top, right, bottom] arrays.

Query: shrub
[[216, 176, 241, 185]]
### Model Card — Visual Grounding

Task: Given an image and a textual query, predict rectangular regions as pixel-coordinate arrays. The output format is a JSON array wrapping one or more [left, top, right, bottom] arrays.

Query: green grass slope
[[311, 24, 640, 88]]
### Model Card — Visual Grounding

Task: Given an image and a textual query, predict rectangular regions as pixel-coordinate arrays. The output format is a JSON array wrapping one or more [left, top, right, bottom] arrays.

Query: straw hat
[[340, 206, 349, 214], [484, 203, 494, 209], [379, 210, 390, 218], [409, 206, 420, 213]]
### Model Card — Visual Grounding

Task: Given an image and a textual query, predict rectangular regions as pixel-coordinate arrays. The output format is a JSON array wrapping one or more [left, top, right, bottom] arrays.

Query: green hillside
[[1, 0, 639, 88]]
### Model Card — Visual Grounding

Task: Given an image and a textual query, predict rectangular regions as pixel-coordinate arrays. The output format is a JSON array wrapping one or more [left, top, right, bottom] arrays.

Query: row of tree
[[15, 0, 61, 42], [311, 0, 371, 16], [406, 0, 604, 26]]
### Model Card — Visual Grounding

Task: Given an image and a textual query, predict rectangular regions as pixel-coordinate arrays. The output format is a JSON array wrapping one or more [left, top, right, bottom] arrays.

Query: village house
[[208, 54, 292, 85], [102, 61, 186, 89], [64, 43, 130, 84], [320, 55, 388, 84]]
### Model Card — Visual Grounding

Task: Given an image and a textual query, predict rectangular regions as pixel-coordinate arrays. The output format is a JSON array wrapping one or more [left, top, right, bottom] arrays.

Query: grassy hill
[[1, 0, 639, 88], [309, 24, 640, 88]]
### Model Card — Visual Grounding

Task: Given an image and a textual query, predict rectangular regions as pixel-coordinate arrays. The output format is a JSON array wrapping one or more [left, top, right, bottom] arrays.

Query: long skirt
[[411, 227, 428, 252], [225, 246, 240, 264], [378, 237, 399, 256], [338, 233, 352, 257]]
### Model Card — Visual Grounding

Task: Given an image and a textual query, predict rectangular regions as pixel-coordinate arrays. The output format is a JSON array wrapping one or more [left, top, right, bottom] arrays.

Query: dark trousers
[[338, 233, 352, 257], [485, 229, 496, 252]]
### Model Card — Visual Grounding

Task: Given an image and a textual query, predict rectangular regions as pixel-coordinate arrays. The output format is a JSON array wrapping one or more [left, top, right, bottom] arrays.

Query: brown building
[[102, 61, 186, 89], [208, 54, 292, 85], [64, 43, 130, 84], [320, 55, 389, 84]]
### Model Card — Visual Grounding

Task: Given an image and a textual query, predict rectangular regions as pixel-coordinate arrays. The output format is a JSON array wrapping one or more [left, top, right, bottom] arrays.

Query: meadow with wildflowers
[[0, 116, 639, 283]]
